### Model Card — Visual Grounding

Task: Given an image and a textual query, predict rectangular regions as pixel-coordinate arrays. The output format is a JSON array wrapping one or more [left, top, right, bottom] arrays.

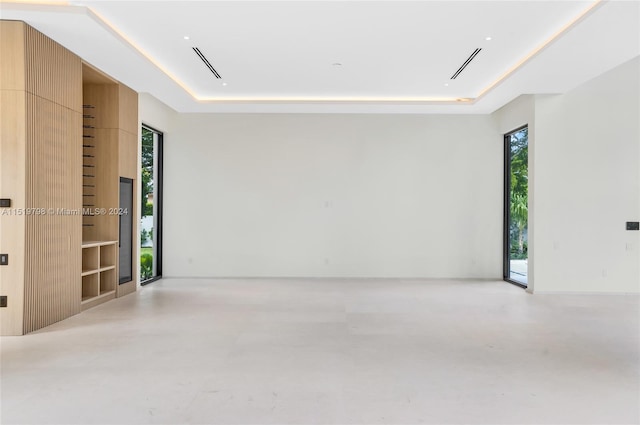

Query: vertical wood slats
[[1, 21, 139, 334], [21, 25, 82, 334], [24, 26, 82, 113], [23, 94, 82, 333]]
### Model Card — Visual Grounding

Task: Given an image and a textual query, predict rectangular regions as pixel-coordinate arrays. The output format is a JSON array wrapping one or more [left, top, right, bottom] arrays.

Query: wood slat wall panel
[[0, 89, 26, 335], [23, 93, 82, 333], [24, 25, 82, 112], [1, 21, 140, 333], [20, 24, 82, 334], [0, 21, 25, 91]]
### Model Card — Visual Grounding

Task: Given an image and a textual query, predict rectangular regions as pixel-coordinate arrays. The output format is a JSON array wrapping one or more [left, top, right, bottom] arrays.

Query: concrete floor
[[1, 278, 638, 425]]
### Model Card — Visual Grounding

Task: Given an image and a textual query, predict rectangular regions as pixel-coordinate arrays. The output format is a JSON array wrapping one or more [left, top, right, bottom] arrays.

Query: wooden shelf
[[81, 290, 115, 305], [82, 240, 118, 248], [81, 241, 117, 307]]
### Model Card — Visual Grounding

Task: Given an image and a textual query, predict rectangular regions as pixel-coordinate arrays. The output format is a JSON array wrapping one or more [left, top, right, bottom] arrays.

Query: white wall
[[163, 114, 503, 278], [533, 57, 639, 293], [149, 58, 639, 289], [139, 93, 176, 133]]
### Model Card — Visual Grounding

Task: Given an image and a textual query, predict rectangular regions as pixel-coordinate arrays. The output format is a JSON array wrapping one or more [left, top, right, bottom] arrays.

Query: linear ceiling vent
[[193, 47, 222, 79], [451, 48, 481, 80]]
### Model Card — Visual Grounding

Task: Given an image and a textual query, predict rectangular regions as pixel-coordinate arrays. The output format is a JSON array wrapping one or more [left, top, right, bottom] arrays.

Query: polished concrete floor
[[1, 278, 638, 425]]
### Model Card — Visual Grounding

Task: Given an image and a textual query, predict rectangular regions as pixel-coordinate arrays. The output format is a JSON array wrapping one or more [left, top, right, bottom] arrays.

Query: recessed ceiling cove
[[1, 0, 638, 113]]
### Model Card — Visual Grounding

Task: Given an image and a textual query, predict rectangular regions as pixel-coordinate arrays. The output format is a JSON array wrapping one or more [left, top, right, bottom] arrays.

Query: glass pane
[[508, 127, 528, 286], [119, 178, 133, 283], [140, 127, 154, 281]]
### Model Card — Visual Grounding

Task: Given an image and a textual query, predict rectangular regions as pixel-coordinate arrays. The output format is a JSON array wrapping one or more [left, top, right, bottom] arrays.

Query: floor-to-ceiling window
[[504, 126, 528, 287], [141, 125, 163, 284]]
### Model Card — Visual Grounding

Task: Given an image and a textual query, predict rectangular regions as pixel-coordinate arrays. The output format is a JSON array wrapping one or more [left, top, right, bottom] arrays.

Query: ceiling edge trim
[[476, 0, 605, 100]]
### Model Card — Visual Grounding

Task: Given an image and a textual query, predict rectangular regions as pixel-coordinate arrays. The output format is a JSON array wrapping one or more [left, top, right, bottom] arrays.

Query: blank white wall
[[533, 57, 640, 293], [163, 114, 502, 278], [139, 93, 176, 133]]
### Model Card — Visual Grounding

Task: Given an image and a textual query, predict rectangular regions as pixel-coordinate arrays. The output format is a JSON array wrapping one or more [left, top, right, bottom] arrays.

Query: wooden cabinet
[[81, 63, 139, 306], [0, 21, 138, 335]]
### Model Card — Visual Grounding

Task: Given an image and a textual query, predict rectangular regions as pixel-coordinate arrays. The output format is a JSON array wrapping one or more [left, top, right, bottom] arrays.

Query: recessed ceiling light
[[444, 83, 449, 87], [485, 36, 492, 41], [222, 82, 228, 86], [183, 36, 190, 40]]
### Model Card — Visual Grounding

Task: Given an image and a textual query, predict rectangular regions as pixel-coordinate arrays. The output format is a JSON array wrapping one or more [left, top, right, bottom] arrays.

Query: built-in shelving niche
[[80, 63, 120, 311]]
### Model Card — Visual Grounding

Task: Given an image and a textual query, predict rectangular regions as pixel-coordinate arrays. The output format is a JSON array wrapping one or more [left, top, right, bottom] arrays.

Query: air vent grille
[[451, 48, 481, 80], [193, 47, 222, 79]]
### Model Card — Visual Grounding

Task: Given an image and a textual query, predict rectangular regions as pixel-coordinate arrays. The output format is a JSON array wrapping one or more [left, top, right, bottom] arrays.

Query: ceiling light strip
[[4, 0, 603, 105], [82, 6, 199, 99], [1, 0, 69, 5], [476, 0, 605, 100], [451, 48, 482, 80], [192, 97, 472, 104], [57, 3, 468, 104]]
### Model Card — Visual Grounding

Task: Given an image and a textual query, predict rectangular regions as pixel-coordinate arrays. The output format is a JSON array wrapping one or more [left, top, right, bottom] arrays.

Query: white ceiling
[[1, 0, 639, 114]]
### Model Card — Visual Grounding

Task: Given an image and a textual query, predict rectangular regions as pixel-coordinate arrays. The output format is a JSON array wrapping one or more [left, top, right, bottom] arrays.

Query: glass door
[[140, 125, 163, 284], [504, 126, 528, 287]]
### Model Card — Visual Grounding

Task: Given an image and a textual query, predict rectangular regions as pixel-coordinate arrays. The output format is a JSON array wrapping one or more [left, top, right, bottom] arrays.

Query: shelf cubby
[[100, 269, 116, 295], [100, 243, 116, 269], [82, 246, 99, 275], [81, 241, 117, 305], [82, 274, 99, 302]]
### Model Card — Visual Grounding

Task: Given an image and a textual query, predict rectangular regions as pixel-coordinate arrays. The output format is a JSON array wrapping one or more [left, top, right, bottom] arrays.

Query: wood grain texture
[[119, 130, 138, 180], [1, 20, 139, 332], [0, 21, 25, 92], [0, 22, 83, 335], [23, 92, 82, 334], [24, 25, 81, 112], [0, 89, 27, 335], [84, 129, 119, 242], [118, 84, 139, 135], [82, 62, 114, 85], [83, 84, 119, 129], [80, 241, 117, 308], [117, 280, 136, 297], [82, 74, 139, 304], [81, 290, 115, 311], [116, 83, 138, 292]]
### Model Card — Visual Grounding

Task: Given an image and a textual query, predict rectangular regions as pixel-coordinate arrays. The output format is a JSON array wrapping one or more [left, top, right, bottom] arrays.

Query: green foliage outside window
[[509, 128, 528, 260], [141, 128, 154, 218]]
